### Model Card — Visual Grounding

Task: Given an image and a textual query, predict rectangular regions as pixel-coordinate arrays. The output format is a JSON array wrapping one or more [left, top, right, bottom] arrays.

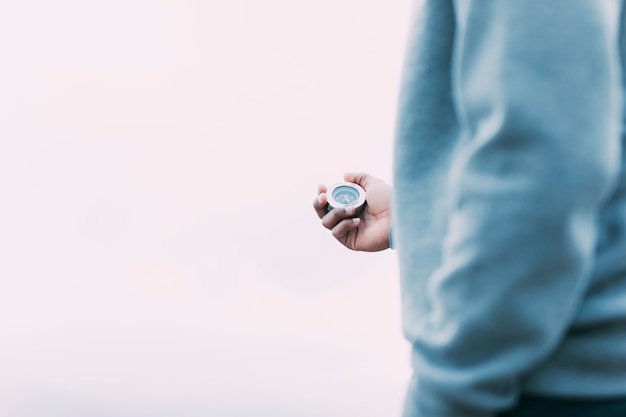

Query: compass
[[326, 182, 366, 212]]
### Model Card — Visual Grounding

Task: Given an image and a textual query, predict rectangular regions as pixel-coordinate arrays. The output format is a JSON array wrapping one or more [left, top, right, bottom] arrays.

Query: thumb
[[343, 172, 372, 189]]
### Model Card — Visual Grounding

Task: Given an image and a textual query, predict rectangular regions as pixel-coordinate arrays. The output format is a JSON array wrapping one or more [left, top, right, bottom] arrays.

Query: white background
[[0, 1, 413, 415]]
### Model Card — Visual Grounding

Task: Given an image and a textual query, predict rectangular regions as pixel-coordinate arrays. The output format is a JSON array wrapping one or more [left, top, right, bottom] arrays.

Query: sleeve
[[403, 1, 623, 416]]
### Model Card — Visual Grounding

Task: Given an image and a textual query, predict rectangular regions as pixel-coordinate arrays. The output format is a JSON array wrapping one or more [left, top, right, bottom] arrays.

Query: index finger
[[313, 184, 328, 219]]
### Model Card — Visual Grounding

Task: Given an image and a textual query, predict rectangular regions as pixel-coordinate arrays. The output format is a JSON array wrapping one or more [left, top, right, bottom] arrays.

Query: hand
[[313, 172, 392, 252]]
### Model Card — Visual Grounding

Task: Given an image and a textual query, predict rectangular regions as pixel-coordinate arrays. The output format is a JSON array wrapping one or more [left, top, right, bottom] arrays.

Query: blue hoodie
[[392, 1, 626, 416]]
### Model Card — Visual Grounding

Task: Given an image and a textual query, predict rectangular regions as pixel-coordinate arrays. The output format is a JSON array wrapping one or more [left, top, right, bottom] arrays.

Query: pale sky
[[0, 1, 413, 415]]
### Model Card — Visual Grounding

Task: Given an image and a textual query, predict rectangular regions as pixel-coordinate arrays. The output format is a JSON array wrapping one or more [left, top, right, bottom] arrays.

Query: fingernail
[[344, 206, 354, 215], [352, 218, 360, 224]]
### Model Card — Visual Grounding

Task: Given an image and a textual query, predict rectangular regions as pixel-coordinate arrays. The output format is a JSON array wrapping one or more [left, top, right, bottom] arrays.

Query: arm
[[404, 1, 622, 416]]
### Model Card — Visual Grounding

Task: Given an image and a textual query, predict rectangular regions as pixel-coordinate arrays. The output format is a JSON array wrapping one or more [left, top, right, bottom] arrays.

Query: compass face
[[331, 185, 360, 205], [326, 182, 365, 211]]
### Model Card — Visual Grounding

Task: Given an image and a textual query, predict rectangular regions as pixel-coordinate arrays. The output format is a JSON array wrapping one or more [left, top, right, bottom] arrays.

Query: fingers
[[321, 205, 356, 230], [313, 184, 329, 219], [331, 217, 360, 241]]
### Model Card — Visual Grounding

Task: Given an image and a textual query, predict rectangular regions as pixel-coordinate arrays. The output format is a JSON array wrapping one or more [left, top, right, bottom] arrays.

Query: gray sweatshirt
[[392, 1, 626, 416]]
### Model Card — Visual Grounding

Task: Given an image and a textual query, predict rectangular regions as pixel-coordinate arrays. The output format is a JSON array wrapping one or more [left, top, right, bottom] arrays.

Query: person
[[313, 1, 626, 416]]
